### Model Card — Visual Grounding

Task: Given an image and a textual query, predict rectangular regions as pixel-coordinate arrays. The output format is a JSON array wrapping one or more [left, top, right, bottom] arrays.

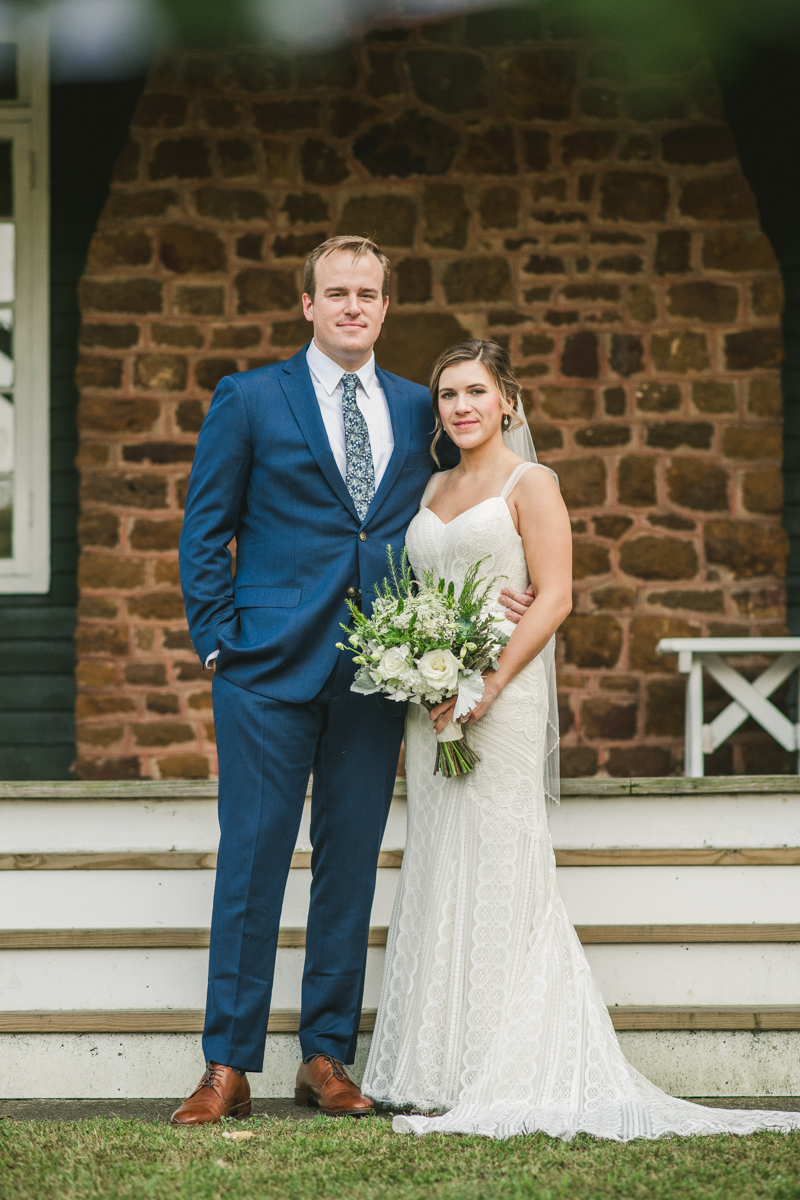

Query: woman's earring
[[502, 414, 511, 430]]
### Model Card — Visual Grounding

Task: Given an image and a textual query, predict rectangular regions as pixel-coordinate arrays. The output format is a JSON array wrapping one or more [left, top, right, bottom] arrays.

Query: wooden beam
[[1, 1007, 797, 1034], [3, 925, 800, 950], [3, 847, 799, 871]]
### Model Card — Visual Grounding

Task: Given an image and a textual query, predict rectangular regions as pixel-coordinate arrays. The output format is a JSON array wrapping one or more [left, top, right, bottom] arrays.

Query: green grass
[[1, 1115, 799, 1200]]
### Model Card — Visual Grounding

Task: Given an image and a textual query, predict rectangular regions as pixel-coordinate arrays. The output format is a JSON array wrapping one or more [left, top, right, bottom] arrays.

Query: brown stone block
[[650, 332, 709, 372], [104, 190, 179, 221], [606, 746, 674, 777], [76, 444, 111, 468], [301, 139, 350, 185], [528, 422, 562, 451], [464, 126, 518, 175], [155, 561, 181, 586], [76, 625, 129, 656], [521, 130, 550, 173], [78, 398, 160, 436], [581, 698, 637, 740], [296, 46, 358, 90], [282, 192, 329, 223], [195, 358, 238, 391], [662, 125, 737, 165], [150, 137, 212, 180], [748, 378, 782, 417], [194, 187, 268, 222], [705, 520, 789, 578], [740, 738, 793, 776], [175, 286, 224, 316], [597, 254, 643, 275], [176, 476, 190, 509], [78, 726, 125, 748], [646, 422, 713, 451], [79, 278, 163, 315], [558, 694, 575, 735], [204, 722, 216, 743], [732, 587, 784, 618], [395, 259, 431, 305], [599, 172, 669, 222], [188, 690, 213, 710], [442, 257, 512, 304], [77, 511, 120, 550], [81, 474, 168, 510], [591, 586, 635, 610], [77, 596, 118, 619], [724, 329, 783, 371], [627, 87, 683, 120], [604, 386, 626, 415], [499, 49, 577, 119], [561, 130, 616, 164], [618, 456, 656, 506], [125, 662, 167, 686], [722, 426, 782, 459], [146, 692, 180, 714], [79, 555, 145, 590], [702, 229, 778, 271], [130, 518, 183, 551], [625, 285, 657, 324], [560, 331, 598, 379], [558, 457, 606, 508], [235, 268, 298, 314], [630, 615, 699, 672], [478, 187, 519, 231], [655, 230, 690, 275], [176, 400, 206, 432], [271, 319, 312, 348], [593, 515, 632, 539], [151, 324, 204, 349], [560, 746, 598, 777], [113, 141, 140, 184], [422, 184, 469, 250], [573, 541, 611, 580], [646, 589, 724, 613], [253, 100, 320, 132], [262, 139, 292, 182], [134, 354, 187, 391], [751, 277, 783, 317], [692, 381, 735, 413], [80, 323, 140, 350], [524, 254, 565, 276], [743, 469, 783, 514], [580, 88, 620, 118], [600, 676, 638, 692], [667, 457, 728, 511], [128, 592, 187, 620], [540, 386, 593, 419], [158, 753, 210, 779], [132, 94, 188, 129], [160, 225, 226, 274], [210, 325, 261, 350], [376, 312, 471, 385], [679, 174, 758, 221], [366, 48, 402, 98], [354, 111, 461, 178], [561, 613, 622, 668], [74, 756, 141, 780], [609, 333, 643, 377], [163, 629, 194, 651], [134, 721, 194, 747], [338, 195, 417, 247], [521, 334, 555, 356], [88, 231, 152, 271], [407, 49, 487, 113], [667, 281, 738, 323], [621, 537, 697, 581], [236, 233, 264, 261], [76, 694, 136, 719], [648, 513, 696, 531], [175, 661, 204, 682], [575, 425, 630, 448], [217, 138, 257, 178], [76, 662, 117, 687]]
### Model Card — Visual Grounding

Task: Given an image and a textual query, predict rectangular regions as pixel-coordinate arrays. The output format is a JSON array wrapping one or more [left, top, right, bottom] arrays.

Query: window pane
[[0, 142, 11, 218], [0, 44, 17, 101], [0, 225, 13, 302], [0, 391, 11, 558]]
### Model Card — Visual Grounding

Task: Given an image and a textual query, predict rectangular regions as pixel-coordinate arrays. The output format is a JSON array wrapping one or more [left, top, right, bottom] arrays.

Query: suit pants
[[202, 655, 406, 1071]]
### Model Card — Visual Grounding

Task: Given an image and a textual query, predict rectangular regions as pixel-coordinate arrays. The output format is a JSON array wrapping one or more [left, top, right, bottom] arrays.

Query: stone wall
[[73, 9, 787, 780]]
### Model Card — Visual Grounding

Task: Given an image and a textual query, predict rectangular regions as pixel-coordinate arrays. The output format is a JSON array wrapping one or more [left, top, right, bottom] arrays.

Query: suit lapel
[[366, 367, 410, 525], [279, 349, 359, 520]]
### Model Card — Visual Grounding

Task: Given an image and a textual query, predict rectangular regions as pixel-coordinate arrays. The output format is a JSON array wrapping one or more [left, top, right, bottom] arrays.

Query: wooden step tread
[[2, 1007, 799, 1034]]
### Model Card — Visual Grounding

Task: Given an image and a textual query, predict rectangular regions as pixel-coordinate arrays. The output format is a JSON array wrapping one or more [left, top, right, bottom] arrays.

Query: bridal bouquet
[[337, 548, 509, 777]]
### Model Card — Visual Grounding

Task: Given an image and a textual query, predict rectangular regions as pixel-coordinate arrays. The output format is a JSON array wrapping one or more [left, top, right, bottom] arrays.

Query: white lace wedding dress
[[361, 462, 800, 1141]]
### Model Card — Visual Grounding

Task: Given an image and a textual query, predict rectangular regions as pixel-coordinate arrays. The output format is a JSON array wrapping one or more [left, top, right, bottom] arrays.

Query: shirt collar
[[306, 339, 378, 399]]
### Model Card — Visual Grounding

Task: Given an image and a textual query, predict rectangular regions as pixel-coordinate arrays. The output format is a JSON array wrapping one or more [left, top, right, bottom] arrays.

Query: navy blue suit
[[179, 346, 453, 1070]]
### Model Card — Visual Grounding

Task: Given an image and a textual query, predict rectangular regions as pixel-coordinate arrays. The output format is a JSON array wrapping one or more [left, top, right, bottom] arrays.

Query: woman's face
[[437, 360, 505, 452]]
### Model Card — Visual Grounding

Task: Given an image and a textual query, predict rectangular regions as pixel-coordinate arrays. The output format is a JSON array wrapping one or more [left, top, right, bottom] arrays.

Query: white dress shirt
[[204, 341, 394, 668], [305, 339, 394, 489]]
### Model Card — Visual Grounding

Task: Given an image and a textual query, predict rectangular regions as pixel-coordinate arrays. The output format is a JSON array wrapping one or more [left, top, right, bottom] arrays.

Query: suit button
[[346, 587, 357, 598], [359, 532, 367, 542]]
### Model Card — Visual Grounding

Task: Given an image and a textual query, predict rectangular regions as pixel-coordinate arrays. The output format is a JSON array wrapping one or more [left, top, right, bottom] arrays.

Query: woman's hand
[[429, 695, 457, 735], [498, 584, 534, 622], [429, 675, 500, 735]]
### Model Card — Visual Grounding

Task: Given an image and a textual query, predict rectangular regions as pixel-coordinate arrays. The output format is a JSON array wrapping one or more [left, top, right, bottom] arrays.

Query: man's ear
[[302, 292, 314, 321], [380, 294, 389, 324]]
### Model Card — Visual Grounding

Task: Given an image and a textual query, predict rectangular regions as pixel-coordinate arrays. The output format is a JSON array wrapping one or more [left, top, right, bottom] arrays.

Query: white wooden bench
[[656, 638, 800, 777]]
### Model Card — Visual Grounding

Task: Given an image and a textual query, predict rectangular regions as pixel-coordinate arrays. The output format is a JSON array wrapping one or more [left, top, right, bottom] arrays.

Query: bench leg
[[685, 660, 704, 777]]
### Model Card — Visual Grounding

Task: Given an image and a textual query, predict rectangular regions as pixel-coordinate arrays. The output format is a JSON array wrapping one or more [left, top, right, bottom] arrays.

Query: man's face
[[302, 250, 388, 365]]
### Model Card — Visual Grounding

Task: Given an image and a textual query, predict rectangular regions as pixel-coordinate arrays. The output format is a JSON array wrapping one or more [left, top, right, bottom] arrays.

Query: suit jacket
[[179, 346, 456, 703]]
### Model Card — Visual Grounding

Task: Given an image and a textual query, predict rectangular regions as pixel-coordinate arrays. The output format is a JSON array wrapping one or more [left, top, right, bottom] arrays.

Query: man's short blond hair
[[303, 235, 391, 300]]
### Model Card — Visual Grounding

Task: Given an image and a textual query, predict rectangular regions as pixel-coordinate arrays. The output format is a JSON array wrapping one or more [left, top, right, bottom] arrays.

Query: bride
[[360, 338, 800, 1141]]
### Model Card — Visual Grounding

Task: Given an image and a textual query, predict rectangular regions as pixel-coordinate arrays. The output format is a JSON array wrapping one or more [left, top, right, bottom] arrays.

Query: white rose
[[417, 647, 460, 692], [377, 644, 410, 680]]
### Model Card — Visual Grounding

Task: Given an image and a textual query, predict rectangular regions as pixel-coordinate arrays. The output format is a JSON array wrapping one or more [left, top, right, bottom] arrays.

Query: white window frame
[[0, 10, 49, 593]]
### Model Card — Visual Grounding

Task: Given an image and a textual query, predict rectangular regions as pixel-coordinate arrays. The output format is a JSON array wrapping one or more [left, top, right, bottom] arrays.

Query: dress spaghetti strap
[[499, 461, 535, 501]]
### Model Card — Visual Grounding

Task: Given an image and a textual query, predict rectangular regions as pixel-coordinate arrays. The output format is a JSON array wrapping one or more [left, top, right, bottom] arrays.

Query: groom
[[175, 235, 530, 1124]]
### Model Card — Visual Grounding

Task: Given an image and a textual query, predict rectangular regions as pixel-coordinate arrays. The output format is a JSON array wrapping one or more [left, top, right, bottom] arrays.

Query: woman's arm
[[431, 466, 572, 733]]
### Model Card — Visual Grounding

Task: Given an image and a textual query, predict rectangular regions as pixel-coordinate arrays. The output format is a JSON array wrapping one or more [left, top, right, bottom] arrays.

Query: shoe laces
[[194, 1061, 227, 1099], [307, 1053, 351, 1084]]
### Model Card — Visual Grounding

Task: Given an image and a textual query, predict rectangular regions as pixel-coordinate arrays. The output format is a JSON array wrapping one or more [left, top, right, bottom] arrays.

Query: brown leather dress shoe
[[295, 1054, 374, 1116], [170, 1062, 251, 1126]]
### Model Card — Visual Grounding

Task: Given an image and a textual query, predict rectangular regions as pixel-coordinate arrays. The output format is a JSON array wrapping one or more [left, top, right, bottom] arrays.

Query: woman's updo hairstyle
[[428, 339, 524, 464]]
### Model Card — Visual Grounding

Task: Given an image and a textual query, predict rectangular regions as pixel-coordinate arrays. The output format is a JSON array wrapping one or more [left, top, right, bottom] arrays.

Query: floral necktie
[[341, 372, 375, 522]]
